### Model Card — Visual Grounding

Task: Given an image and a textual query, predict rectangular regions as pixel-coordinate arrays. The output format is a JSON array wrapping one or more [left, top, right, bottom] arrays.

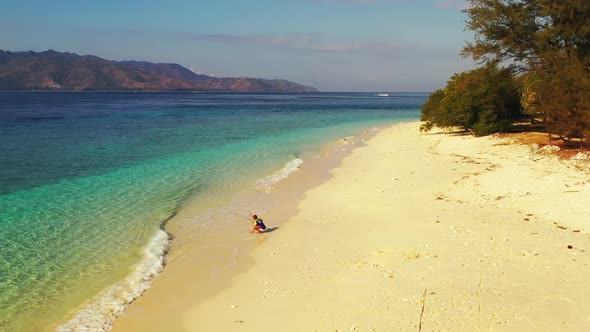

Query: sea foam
[[56, 229, 169, 332], [256, 158, 304, 192]]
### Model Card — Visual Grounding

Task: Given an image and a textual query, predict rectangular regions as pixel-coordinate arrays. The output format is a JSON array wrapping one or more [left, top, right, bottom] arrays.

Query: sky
[[0, 0, 474, 91]]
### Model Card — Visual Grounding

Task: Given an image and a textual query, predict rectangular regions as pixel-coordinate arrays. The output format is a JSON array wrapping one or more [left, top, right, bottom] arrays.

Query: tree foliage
[[461, 0, 590, 144], [536, 54, 590, 147], [464, 0, 590, 69], [519, 69, 542, 119], [421, 64, 521, 136], [463, 0, 541, 69]]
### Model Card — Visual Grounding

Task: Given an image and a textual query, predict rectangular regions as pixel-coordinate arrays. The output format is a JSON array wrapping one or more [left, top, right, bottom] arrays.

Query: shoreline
[[106, 120, 590, 331], [105, 122, 389, 331], [0, 91, 425, 332], [178, 122, 590, 331]]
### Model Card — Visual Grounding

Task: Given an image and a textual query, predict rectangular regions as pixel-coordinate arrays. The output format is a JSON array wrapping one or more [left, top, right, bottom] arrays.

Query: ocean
[[0, 91, 425, 331]]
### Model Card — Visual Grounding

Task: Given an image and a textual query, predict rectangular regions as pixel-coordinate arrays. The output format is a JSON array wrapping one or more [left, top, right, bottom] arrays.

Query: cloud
[[164, 31, 470, 91], [306, 0, 469, 10], [170, 32, 441, 55], [434, 0, 469, 10]]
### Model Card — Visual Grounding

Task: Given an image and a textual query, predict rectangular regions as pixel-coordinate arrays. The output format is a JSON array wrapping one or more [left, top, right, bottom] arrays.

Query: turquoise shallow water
[[0, 92, 425, 331]]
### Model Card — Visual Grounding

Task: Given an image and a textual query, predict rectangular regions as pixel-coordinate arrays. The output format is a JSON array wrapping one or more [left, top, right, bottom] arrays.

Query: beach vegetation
[[420, 64, 521, 136], [534, 53, 590, 149], [463, 0, 590, 72], [467, 0, 590, 146], [424, 0, 590, 146], [419, 89, 444, 132], [519, 69, 543, 122]]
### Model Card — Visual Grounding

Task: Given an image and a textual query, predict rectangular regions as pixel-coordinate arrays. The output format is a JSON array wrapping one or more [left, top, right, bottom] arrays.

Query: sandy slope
[[182, 122, 590, 331]]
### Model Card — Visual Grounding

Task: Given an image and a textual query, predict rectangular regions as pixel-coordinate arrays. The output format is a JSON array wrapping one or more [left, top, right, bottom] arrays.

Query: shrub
[[421, 64, 521, 136]]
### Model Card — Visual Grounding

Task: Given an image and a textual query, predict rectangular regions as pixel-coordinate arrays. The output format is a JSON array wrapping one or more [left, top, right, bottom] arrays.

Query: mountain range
[[0, 50, 318, 92]]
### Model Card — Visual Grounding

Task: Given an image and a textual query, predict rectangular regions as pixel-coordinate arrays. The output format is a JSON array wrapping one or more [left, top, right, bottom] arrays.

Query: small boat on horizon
[[376, 93, 390, 97]]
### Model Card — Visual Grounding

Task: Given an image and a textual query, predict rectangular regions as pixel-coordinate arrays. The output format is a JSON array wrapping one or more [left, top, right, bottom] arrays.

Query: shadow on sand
[[263, 227, 280, 233]]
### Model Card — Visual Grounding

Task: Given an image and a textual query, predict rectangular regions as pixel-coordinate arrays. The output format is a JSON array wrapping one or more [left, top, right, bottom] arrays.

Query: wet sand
[[111, 124, 378, 331], [115, 122, 590, 331]]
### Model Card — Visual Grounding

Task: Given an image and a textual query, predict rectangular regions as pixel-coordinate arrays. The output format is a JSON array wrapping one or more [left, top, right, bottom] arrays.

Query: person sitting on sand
[[250, 214, 266, 233]]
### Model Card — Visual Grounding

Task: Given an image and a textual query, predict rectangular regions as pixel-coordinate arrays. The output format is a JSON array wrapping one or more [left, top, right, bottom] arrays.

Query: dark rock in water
[[0, 49, 318, 92]]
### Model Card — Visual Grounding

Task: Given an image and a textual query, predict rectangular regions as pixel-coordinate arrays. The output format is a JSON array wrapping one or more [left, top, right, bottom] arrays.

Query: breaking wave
[[256, 158, 304, 192], [56, 230, 169, 332]]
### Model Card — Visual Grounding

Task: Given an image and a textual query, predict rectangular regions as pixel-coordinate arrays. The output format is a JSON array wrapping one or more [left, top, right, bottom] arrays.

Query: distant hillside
[[0, 50, 318, 92], [119, 60, 212, 82]]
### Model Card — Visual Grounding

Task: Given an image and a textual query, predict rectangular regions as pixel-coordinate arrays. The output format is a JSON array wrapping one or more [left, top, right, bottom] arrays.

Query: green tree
[[519, 69, 542, 121], [463, 0, 541, 69], [464, 0, 590, 147], [419, 89, 444, 132], [464, 0, 590, 69], [536, 54, 590, 148], [421, 64, 521, 136]]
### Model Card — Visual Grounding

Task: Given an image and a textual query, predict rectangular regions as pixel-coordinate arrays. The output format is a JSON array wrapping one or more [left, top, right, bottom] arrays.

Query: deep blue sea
[[0, 91, 425, 331]]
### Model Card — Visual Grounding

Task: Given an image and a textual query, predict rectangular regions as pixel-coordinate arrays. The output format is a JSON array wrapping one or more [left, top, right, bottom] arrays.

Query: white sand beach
[[114, 122, 590, 331]]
